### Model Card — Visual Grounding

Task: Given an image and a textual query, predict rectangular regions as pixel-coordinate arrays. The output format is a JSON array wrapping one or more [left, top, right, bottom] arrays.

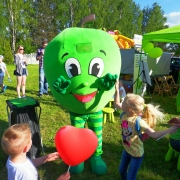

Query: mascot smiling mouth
[[73, 91, 97, 103]]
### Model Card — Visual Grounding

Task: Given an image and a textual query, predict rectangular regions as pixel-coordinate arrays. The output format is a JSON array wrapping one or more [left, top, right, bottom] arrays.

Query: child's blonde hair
[[124, 93, 164, 128], [1, 123, 31, 156]]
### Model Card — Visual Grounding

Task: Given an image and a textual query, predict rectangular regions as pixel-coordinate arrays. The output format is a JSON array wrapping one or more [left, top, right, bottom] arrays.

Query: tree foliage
[[1, 0, 177, 64], [142, 3, 167, 34], [167, 43, 180, 56]]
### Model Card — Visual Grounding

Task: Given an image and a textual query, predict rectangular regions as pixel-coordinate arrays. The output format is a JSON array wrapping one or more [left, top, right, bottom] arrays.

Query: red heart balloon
[[55, 125, 98, 166]]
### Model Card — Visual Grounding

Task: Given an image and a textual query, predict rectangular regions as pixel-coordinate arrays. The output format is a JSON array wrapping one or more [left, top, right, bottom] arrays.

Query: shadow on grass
[[1, 91, 180, 180], [38, 141, 122, 180], [38, 133, 179, 180], [141, 137, 179, 180], [0, 123, 179, 180]]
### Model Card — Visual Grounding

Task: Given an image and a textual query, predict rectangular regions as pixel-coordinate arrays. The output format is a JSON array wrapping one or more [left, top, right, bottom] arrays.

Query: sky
[[134, 0, 180, 27]]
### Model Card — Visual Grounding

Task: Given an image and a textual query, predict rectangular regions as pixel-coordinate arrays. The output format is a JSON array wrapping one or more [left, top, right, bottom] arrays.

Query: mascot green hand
[[44, 27, 121, 175]]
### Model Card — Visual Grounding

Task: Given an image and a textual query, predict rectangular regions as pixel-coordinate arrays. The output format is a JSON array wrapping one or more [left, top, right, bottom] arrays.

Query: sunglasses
[[19, 48, 24, 50]]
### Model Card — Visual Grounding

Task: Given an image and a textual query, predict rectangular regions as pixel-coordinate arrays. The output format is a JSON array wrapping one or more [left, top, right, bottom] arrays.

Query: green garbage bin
[[6, 96, 44, 159]]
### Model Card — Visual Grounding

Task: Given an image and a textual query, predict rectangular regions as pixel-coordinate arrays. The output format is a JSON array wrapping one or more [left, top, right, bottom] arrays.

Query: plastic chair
[[6, 97, 44, 158], [108, 98, 114, 108], [165, 144, 180, 171], [102, 107, 115, 124]]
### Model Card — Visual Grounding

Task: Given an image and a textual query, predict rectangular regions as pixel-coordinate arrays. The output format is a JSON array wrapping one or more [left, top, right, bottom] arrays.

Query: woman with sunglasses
[[14, 45, 28, 98]]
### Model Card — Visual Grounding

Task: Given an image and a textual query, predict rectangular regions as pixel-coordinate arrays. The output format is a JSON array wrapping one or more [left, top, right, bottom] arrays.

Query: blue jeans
[[39, 68, 48, 94], [119, 149, 144, 180], [170, 138, 180, 152]]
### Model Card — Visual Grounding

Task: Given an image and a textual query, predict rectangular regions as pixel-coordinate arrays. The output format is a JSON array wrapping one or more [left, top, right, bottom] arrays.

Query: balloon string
[[67, 166, 71, 172]]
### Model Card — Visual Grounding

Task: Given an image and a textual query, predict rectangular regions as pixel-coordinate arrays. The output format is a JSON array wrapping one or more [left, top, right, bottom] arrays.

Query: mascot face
[[44, 28, 121, 114]]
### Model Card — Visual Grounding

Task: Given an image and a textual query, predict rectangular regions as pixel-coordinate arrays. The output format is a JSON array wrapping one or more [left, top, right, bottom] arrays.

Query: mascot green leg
[[69, 162, 84, 174], [87, 111, 107, 175], [70, 111, 107, 175], [90, 155, 107, 175]]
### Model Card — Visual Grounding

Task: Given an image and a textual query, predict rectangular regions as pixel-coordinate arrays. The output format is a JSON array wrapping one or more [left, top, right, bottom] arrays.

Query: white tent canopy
[[120, 49, 171, 75]]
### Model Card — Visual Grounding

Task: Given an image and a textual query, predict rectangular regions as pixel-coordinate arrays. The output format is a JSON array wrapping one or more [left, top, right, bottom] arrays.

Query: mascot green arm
[[53, 73, 117, 94], [53, 76, 71, 94], [100, 73, 118, 90]]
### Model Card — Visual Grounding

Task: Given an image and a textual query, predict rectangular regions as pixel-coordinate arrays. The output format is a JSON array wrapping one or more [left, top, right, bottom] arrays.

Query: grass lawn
[[0, 65, 180, 180]]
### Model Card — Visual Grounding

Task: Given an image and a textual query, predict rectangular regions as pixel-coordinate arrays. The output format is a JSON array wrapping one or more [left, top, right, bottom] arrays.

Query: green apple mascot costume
[[44, 25, 121, 175]]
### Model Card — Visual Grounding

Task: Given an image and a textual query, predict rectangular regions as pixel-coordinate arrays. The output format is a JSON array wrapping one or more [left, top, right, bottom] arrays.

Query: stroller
[[6, 96, 44, 159]]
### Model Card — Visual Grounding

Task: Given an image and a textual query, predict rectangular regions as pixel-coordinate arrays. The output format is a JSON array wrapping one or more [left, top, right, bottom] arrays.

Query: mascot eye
[[65, 58, 81, 78], [89, 58, 104, 77]]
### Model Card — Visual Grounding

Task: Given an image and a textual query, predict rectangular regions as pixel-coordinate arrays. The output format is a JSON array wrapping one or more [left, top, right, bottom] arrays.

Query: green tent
[[142, 25, 180, 46], [142, 25, 180, 112]]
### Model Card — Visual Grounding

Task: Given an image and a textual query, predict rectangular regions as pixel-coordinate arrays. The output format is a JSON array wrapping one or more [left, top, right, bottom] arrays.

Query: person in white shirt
[[1, 123, 70, 180], [0, 55, 10, 94]]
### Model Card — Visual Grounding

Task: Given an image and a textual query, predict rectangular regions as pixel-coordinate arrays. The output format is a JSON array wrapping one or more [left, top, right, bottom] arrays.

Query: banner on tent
[[134, 34, 143, 51], [133, 54, 151, 95]]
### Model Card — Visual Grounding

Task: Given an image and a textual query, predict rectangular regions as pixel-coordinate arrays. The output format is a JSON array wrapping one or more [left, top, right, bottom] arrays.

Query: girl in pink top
[[114, 80, 177, 180]]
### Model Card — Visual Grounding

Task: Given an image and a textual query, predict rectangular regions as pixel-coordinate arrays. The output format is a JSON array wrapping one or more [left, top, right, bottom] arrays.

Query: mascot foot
[[69, 162, 84, 174], [90, 155, 107, 175]]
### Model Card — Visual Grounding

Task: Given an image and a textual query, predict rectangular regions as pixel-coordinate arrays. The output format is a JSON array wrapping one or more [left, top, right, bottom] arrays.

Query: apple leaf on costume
[[53, 76, 71, 94], [100, 73, 118, 90]]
